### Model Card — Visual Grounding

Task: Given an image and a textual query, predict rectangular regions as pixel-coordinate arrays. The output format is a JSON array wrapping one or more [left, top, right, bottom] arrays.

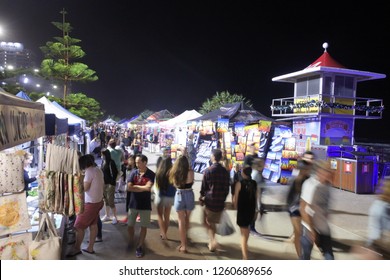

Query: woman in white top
[[67, 155, 104, 257]]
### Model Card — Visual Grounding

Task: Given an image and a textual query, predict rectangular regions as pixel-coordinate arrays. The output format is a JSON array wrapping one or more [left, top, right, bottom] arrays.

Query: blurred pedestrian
[[286, 158, 312, 258], [119, 155, 136, 224], [366, 179, 390, 259], [101, 149, 119, 224], [200, 149, 230, 252], [155, 156, 175, 240], [300, 160, 334, 260], [22, 152, 37, 197], [230, 162, 242, 205], [234, 165, 258, 259], [186, 132, 197, 169], [170, 155, 195, 253]]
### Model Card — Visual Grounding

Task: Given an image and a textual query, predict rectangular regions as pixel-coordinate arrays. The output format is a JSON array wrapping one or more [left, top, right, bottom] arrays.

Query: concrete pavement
[[63, 150, 377, 260]]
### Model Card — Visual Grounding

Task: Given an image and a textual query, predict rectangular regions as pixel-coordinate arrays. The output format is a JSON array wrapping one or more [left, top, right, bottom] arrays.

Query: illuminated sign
[[0, 42, 24, 52]]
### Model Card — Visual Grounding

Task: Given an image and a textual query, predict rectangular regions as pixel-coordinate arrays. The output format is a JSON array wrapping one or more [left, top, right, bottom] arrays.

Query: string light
[[270, 100, 384, 114]]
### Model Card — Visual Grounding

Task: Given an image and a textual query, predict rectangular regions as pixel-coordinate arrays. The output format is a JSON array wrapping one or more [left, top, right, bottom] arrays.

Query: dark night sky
[[1, 0, 389, 142]]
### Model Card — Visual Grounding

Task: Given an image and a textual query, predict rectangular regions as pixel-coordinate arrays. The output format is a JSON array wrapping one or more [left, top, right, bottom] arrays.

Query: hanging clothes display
[[37, 144, 84, 215]]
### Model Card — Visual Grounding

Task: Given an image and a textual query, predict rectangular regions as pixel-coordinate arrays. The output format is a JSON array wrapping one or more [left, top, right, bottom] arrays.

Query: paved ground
[[63, 150, 378, 260]]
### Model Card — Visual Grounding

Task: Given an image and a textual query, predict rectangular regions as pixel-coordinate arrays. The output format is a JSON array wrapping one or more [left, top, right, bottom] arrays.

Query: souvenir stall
[[0, 90, 45, 260], [158, 109, 202, 147], [145, 109, 175, 153], [269, 43, 385, 191], [189, 102, 274, 173]]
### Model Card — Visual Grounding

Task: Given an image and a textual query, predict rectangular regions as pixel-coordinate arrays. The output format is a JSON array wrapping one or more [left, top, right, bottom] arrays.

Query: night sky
[[1, 0, 389, 142]]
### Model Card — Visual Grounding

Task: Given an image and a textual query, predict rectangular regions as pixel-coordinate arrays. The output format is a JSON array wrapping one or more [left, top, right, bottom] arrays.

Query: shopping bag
[[29, 212, 61, 260], [216, 210, 235, 236]]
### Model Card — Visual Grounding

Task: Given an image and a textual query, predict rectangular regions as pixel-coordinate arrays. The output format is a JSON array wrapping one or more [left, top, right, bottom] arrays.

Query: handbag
[[216, 210, 235, 236], [29, 212, 62, 260]]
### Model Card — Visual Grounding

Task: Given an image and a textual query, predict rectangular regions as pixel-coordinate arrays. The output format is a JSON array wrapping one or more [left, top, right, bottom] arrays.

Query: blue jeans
[[300, 227, 334, 260]]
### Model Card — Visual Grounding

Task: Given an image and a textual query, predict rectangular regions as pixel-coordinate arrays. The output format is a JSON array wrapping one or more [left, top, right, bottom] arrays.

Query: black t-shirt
[[127, 168, 155, 210]]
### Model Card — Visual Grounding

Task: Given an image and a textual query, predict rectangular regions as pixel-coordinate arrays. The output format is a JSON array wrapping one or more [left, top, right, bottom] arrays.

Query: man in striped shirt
[[200, 148, 230, 252]]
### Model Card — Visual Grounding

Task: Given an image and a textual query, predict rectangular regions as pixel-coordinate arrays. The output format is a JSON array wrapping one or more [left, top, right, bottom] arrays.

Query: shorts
[[128, 208, 151, 227], [204, 207, 223, 224], [289, 209, 301, 217], [103, 184, 116, 208], [155, 195, 174, 208], [74, 200, 104, 230], [174, 189, 195, 211]]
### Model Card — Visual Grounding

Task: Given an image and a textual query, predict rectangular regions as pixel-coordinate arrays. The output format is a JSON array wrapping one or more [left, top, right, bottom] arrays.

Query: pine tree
[[40, 9, 98, 107]]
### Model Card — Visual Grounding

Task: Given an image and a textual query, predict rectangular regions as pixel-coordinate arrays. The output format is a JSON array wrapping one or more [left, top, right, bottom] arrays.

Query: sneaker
[[250, 229, 262, 237], [101, 215, 111, 222], [119, 217, 128, 224], [112, 217, 118, 225], [135, 246, 144, 258]]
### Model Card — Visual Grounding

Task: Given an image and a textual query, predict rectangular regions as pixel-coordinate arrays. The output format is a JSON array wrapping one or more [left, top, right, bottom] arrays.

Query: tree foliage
[[29, 92, 103, 124], [39, 9, 98, 105], [199, 91, 253, 114]]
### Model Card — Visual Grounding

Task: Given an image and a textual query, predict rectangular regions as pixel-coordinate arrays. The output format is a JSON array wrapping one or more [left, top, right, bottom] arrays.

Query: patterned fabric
[[0, 153, 25, 194], [0, 193, 31, 236], [67, 174, 75, 216], [0, 233, 32, 260], [63, 174, 69, 216], [73, 174, 84, 215]]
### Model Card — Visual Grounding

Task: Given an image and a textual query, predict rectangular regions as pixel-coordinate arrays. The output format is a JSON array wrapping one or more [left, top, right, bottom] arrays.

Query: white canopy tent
[[158, 109, 201, 129], [158, 110, 202, 146], [36, 97, 86, 128]]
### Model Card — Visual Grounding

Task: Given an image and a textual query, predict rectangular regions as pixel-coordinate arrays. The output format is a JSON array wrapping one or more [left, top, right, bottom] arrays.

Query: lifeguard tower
[[270, 43, 386, 193]]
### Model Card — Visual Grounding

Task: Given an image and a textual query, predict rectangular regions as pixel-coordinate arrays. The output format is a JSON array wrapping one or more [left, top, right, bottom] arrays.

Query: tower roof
[[272, 42, 385, 83], [306, 48, 345, 69]]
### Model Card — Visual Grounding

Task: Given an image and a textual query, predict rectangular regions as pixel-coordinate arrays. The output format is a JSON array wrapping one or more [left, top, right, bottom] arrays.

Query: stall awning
[[0, 90, 45, 151]]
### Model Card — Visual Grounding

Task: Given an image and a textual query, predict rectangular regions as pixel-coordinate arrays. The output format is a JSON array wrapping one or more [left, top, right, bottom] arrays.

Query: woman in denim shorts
[[169, 155, 195, 253]]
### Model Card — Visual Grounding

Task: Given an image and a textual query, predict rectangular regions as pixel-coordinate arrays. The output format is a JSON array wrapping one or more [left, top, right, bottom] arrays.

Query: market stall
[[189, 102, 274, 173], [0, 89, 46, 260]]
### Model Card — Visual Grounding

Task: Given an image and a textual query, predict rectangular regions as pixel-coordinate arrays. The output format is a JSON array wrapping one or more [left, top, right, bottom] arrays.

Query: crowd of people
[[57, 123, 390, 260]]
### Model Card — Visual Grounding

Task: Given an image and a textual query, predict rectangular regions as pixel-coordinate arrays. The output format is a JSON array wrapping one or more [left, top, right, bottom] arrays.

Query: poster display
[[263, 125, 294, 183], [193, 140, 217, 173]]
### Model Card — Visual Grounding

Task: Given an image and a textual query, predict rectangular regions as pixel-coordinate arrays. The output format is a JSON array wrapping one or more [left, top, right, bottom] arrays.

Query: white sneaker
[[101, 215, 111, 222], [112, 217, 118, 225]]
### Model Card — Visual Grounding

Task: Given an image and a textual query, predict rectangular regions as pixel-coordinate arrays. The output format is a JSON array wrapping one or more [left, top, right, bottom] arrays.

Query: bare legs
[[73, 223, 97, 253], [177, 210, 191, 252], [240, 226, 250, 259], [157, 204, 172, 239], [290, 216, 302, 258], [203, 212, 218, 251]]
